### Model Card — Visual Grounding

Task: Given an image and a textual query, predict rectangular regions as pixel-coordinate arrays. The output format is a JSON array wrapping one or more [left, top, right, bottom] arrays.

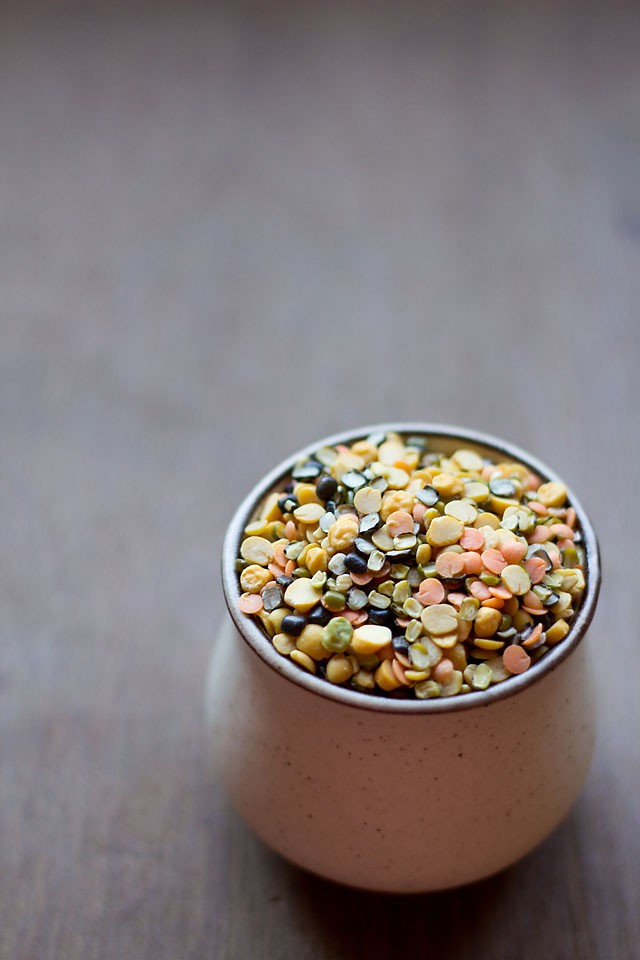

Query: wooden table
[[1, 1, 638, 957]]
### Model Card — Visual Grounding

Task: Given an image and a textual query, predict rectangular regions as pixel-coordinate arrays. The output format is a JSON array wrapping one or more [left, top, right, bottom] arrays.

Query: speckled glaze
[[209, 424, 601, 892]]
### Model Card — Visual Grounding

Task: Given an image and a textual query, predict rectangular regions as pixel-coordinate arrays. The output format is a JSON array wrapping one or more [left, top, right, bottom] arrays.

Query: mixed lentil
[[234, 432, 586, 699]]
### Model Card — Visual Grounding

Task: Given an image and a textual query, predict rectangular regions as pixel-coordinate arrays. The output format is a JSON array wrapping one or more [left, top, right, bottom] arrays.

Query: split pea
[[536, 481, 568, 507], [501, 564, 531, 596], [326, 653, 354, 684], [353, 486, 382, 515], [241, 536, 274, 566], [240, 564, 274, 594], [290, 649, 316, 673], [427, 516, 464, 547], [284, 578, 322, 612], [297, 625, 328, 660], [421, 603, 459, 636], [444, 500, 478, 524]]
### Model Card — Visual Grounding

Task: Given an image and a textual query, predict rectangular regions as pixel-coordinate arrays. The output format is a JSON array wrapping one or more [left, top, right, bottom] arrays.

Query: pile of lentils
[[235, 432, 586, 699]]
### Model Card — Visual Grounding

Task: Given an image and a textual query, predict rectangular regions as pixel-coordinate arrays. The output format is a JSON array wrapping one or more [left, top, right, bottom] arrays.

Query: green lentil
[[471, 662, 492, 690], [403, 597, 423, 619], [368, 591, 391, 609], [378, 580, 396, 597], [405, 619, 423, 642], [323, 590, 347, 612], [459, 597, 480, 621], [415, 680, 441, 699], [322, 617, 353, 653], [393, 580, 412, 604]]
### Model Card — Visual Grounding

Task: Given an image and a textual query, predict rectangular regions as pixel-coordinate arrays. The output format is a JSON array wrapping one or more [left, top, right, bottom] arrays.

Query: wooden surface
[[1, 1, 639, 957]]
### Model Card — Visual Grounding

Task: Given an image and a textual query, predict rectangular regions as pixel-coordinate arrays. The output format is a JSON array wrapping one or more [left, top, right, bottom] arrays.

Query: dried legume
[[235, 431, 587, 697]]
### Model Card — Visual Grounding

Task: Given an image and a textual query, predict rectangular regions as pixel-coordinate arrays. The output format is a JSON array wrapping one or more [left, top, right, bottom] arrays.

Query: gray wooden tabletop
[[1, 1, 639, 958]]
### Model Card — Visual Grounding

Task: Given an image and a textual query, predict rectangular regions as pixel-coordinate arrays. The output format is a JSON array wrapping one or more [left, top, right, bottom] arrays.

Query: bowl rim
[[221, 423, 601, 714]]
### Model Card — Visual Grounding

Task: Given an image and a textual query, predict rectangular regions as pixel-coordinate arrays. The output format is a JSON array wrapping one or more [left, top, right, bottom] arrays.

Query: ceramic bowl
[[208, 423, 601, 892]]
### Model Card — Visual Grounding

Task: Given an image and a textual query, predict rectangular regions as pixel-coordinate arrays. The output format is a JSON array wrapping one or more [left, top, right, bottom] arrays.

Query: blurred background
[[1, 1, 639, 958]]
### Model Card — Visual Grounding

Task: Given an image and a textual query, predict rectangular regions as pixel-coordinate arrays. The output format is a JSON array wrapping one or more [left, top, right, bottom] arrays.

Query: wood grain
[[1, 1, 638, 957]]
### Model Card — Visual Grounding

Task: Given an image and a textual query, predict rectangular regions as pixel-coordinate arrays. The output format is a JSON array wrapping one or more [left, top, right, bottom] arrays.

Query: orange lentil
[[526, 472, 541, 490], [528, 526, 554, 544], [550, 523, 574, 540], [489, 585, 513, 600], [528, 501, 548, 516], [482, 597, 504, 609], [460, 527, 484, 551], [557, 538, 574, 550], [284, 559, 296, 577], [378, 643, 395, 661], [350, 571, 373, 586], [238, 592, 264, 614], [433, 658, 453, 683], [460, 551, 483, 575], [392, 659, 411, 685], [521, 623, 543, 648], [522, 590, 545, 613], [482, 549, 508, 575], [268, 563, 285, 578], [566, 507, 576, 528], [395, 617, 411, 628], [503, 644, 531, 674], [500, 540, 527, 564], [481, 464, 494, 482], [273, 543, 287, 567], [435, 551, 465, 579], [285, 520, 298, 540], [395, 651, 412, 669], [469, 579, 492, 601], [412, 502, 427, 524], [446, 591, 467, 609], [377, 562, 392, 579], [523, 557, 547, 583], [417, 579, 446, 605], [386, 510, 414, 537]]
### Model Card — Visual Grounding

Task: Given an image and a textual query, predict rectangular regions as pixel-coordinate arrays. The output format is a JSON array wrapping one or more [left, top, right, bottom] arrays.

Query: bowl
[[208, 423, 601, 892]]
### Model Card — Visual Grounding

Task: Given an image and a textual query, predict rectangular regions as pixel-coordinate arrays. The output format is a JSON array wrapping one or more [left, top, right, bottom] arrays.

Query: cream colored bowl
[[208, 424, 601, 893]]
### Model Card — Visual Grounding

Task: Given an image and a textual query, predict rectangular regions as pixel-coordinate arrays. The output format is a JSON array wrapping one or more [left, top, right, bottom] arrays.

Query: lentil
[[351, 624, 393, 656], [273, 632, 297, 656], [427, 515, 464, 547], [290, 649, 316, 673], [503, 644, 531, 675], [236, 431, 588, 697], [284, 578, 322, 612], [297, 625, 328, 661], [322, 617, 353, 653], [326, 653, 354, 684]]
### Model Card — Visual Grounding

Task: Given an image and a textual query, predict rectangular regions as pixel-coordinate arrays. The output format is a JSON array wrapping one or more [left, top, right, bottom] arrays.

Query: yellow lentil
[[290, 650, 316, 673]]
